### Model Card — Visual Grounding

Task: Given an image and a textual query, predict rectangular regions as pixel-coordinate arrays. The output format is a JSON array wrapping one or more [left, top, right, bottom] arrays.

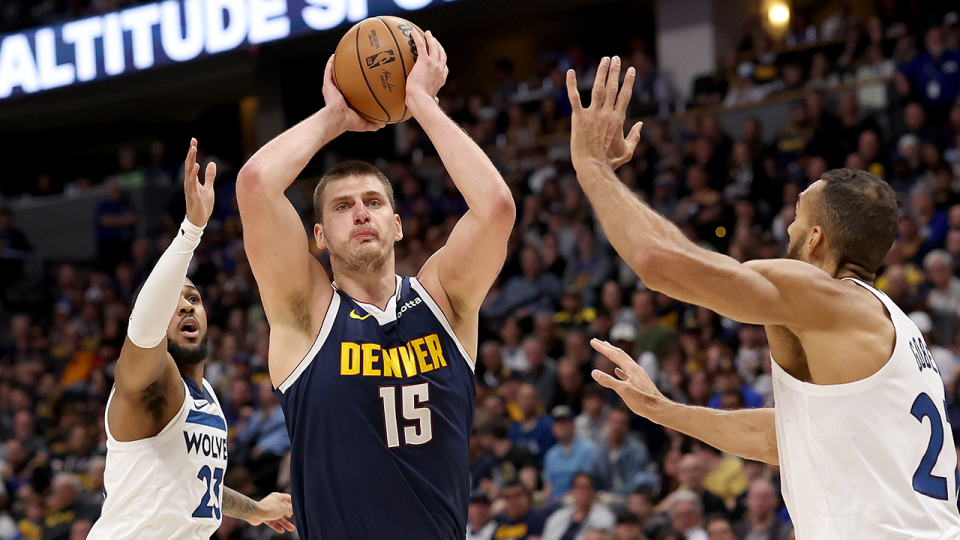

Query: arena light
[[768, 3, 790, 25]]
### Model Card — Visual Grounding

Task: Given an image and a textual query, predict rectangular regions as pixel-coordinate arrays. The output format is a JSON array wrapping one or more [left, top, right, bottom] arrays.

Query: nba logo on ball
[[333, 16, 426, 124]]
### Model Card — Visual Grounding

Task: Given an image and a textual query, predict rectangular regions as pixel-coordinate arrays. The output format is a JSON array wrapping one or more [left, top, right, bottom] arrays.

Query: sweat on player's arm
[[406, 30, 515, 326], [589, 339, 779, 465]]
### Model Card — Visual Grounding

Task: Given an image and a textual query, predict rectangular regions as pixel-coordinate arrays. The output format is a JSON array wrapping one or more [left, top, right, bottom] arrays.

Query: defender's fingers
[[592, 369, 627, 392], [184, 140, 197, 171], [203, 162, 216, 187], [566, 70, 583, 111], [280, 517, 296, 530], [591, 57, 610, 108], [591, 339, 639, 374], [266, 521, 283, 533], [616, 67, 636, 114], [625, 121, 644, 151], [605, 56, 622, 110]]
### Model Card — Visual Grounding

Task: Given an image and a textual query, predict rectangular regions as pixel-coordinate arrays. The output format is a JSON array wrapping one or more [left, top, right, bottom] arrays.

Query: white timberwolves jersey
[[773, 278, 960, 540], [89, 377, 228, 540]]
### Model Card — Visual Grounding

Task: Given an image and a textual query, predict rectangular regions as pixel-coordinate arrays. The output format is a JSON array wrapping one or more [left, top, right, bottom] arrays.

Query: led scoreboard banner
[[0, 0, 464, 100]]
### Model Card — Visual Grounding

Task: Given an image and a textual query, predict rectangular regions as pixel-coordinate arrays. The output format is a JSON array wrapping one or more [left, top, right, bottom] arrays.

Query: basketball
[[332, 16, 426, 124]]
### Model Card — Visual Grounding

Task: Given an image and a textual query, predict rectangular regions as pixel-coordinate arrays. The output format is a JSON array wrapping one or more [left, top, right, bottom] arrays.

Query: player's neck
[[331, 264, 398, 311], [178, 363, 204, 387]]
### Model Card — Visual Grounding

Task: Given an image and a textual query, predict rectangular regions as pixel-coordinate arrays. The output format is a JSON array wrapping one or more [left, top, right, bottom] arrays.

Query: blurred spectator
[[541, 472, 615, 540], [549, 359, 587, 415], [523, 336, 559, 407], [42, 473, 96, 540], [672, 454, 727, 518], [493, 480, 550, 540], [479, 419, 540, 495], [231, 379, 291, 496], [897, 27, 960, 113], [94, 181, 137, 272], [589, 408, 657, 497], [731, 479, 787, 540], [575, 384, 610, 446], [631, 291, 676, 361], [613, 512, 646, 540], [484, 247, 563, 319], [468, 493, 497, 540], [666, 489, 707, 540], [705, 514, 736, 540], [508, 384, 557, 464], [543, 406, 596, 503]]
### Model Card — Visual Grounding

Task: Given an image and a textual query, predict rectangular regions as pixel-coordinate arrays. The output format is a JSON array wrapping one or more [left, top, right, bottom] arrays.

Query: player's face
[[785, 181, 823, 262], [166, 280, 208, 366], [315, 175, 402, 274]]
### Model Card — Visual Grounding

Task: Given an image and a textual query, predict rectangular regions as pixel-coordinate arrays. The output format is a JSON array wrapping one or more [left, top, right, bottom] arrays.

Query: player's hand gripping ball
[[333, 16, 426, 124]]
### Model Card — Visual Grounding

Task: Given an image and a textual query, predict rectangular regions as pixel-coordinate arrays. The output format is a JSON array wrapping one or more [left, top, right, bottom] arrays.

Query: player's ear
[[394, 215, 403, 242], [808, 225, 826, 255], [315, 223, 327, 250]]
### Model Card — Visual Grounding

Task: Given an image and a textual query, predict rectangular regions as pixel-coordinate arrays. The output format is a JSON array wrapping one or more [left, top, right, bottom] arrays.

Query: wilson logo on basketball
[[365, 50, 396, 69], [367, 30, 381, 49]]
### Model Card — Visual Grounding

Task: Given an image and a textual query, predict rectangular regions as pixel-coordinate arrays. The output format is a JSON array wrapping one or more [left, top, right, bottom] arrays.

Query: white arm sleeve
[[127, 218, 204, 349]]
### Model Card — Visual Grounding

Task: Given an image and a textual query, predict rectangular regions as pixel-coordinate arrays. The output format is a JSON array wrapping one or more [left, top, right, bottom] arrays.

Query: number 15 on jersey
[[379, 383, 433, 448]]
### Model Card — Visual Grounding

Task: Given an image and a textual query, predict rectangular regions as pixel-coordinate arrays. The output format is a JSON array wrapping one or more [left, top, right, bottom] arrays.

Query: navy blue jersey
[[276, 276, 476, 540]]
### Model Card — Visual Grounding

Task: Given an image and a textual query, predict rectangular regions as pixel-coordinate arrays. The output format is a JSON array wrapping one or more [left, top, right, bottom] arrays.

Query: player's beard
[[168, 334, 208, 367], [330, 236, 392, 274], [784, 230, 807, 261]]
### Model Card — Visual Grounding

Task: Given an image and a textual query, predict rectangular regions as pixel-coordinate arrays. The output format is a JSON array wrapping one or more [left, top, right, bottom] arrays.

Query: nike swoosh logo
[[350, 310, 372, 321]]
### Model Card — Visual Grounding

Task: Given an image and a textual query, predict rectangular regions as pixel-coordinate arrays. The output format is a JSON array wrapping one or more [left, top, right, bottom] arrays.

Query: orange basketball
[[332, 16, 426, 124]]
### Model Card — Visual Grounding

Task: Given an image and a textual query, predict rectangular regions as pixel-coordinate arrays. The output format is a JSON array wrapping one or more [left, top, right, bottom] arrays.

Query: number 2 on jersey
[[911, 393, 959, 500], [379, 383, 433, 448], [192, 465, 223, 519]]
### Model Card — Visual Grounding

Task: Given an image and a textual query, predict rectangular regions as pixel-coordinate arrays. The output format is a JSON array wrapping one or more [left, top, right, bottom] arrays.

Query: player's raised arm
[[236, 56, 384, 384], [406, 31, 516, 331], [565, 57, 844, 330], [112, 139, 214, 436]]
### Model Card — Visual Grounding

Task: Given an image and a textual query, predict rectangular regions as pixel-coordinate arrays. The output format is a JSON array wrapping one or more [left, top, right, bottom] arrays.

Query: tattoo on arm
[[222, 486, 258, 520]]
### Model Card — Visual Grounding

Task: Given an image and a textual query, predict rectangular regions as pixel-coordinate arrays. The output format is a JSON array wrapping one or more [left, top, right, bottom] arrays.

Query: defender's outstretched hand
[[248, 492, 295, 533], [322, 55, 385, 133], [590, 338, 666, 419], [406, 30, 448, 109], [184, 138, 216, 228], [566, 56, 643, 171]]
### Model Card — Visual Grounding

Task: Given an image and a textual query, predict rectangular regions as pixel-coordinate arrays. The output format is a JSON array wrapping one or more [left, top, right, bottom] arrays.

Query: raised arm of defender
[[236, 58, 384, 385], [408, 31, 516, 356], [111, 140, 215, 440]]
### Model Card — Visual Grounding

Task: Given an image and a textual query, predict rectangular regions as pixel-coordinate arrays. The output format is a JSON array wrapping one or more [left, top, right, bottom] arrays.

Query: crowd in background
[[2, 1, 960, 539]]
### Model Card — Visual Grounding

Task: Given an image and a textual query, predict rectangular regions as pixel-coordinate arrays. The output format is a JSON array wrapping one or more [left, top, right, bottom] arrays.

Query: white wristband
[[127, 218, 205, 349]]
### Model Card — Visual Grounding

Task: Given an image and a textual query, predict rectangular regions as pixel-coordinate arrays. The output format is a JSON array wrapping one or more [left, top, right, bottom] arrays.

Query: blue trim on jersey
[[184, 377, 215, 403], [186, 410, 227, 431]]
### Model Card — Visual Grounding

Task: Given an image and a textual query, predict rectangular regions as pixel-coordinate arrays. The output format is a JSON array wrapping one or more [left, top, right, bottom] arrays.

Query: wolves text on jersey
[[184, 431, 229, 460], [341, 333, 448, 378]]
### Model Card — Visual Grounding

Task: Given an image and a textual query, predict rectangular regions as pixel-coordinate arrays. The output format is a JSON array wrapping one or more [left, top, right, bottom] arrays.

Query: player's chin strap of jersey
[[127, 217, 205, 349]]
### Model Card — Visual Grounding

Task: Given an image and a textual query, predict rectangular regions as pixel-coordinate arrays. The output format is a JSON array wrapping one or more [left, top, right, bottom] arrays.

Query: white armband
[[127, 218, 204, 349]]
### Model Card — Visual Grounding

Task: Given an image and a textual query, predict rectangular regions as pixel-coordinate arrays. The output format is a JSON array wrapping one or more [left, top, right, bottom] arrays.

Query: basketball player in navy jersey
[[565, 57, 960, 539], [236, 30, 515, 540], [89, 140, 294, 539]]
